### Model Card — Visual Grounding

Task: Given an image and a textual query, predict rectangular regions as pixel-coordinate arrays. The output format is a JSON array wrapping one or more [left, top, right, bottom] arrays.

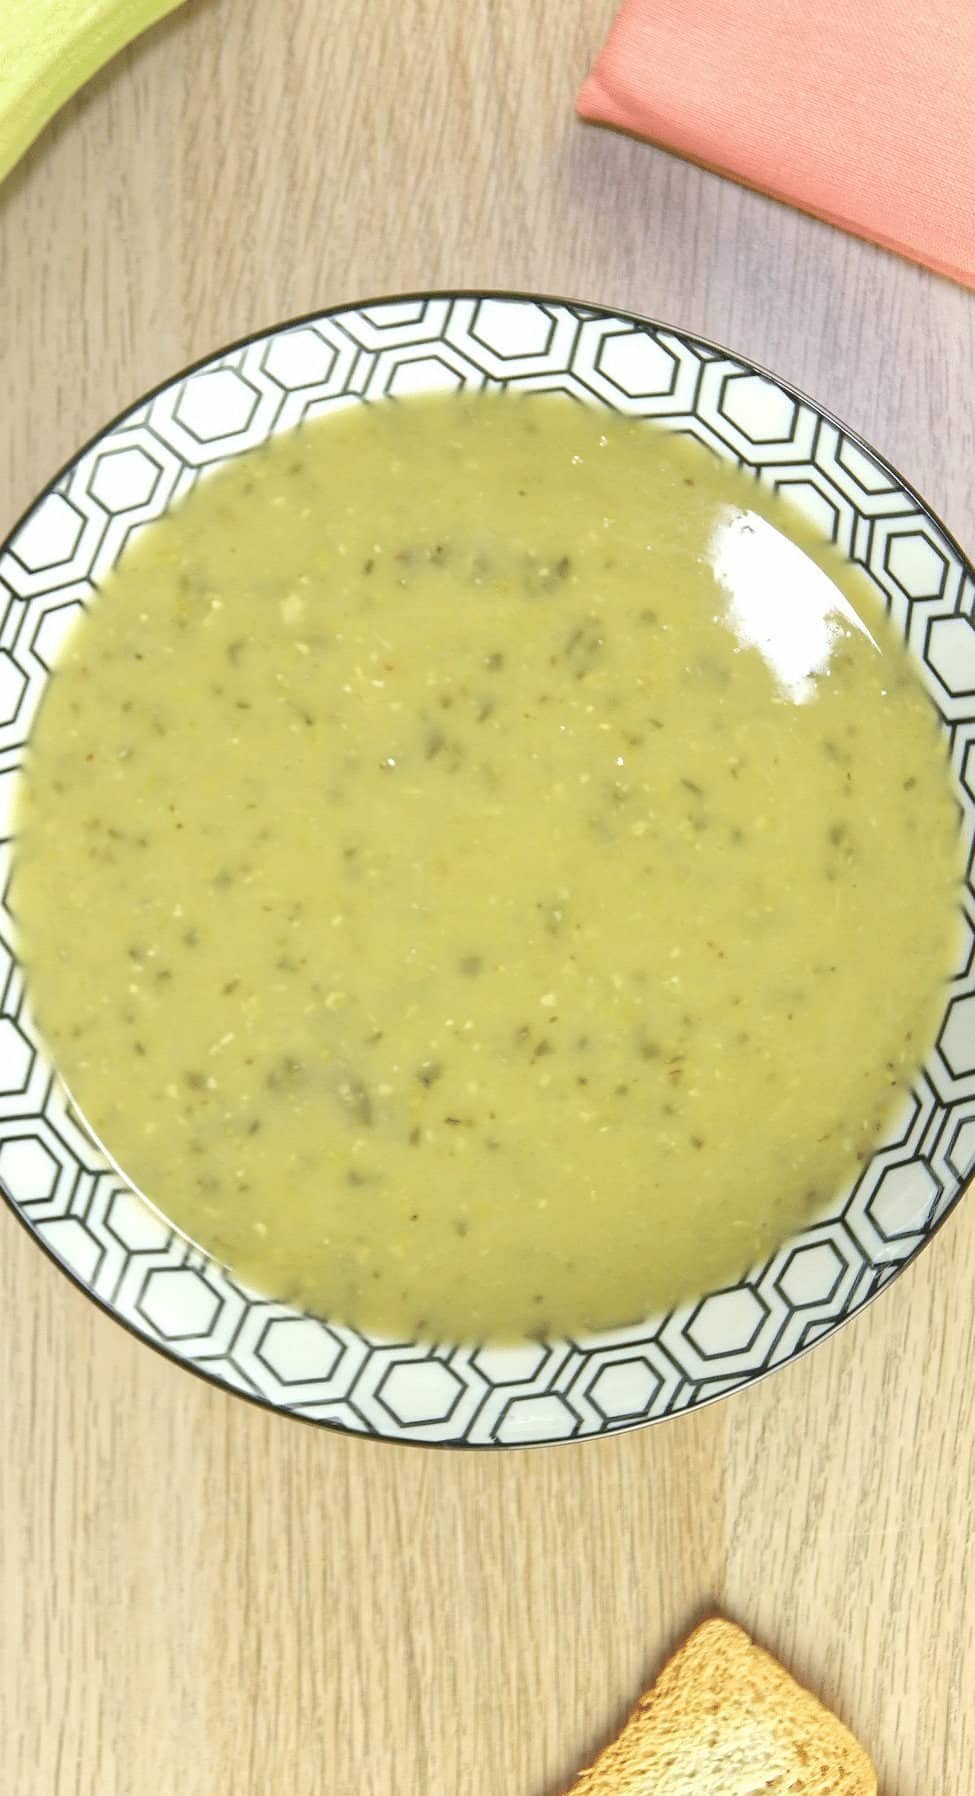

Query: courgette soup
[[13, 393, 961, 1342]]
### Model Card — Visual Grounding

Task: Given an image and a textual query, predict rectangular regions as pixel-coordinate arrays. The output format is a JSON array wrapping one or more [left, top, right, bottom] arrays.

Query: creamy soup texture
[[14, 394, 961, 1341]]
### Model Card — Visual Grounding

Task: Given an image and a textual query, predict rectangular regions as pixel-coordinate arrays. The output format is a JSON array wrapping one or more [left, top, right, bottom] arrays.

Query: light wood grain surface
[[1, 4, 973, 1792]]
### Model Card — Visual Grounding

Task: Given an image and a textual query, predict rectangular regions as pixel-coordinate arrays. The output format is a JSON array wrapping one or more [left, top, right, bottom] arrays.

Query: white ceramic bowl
[[1, 292, 973, 1447]]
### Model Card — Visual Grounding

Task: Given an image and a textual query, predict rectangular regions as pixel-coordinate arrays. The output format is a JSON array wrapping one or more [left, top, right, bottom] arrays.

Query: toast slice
[[564, 1618, 877, 1796]]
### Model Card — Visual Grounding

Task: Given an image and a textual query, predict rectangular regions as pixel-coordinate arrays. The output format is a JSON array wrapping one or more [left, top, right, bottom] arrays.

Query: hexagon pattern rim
[[1, 291, 973, 1449]]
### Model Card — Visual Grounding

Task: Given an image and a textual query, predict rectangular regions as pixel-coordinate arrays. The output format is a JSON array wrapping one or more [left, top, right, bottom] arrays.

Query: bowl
[[1, 291, 973, 1448]]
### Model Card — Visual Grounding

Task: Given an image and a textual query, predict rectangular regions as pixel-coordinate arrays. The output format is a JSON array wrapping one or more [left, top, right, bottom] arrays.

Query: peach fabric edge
[[576, 30, 975, 294], [577, 76, 975, 292]]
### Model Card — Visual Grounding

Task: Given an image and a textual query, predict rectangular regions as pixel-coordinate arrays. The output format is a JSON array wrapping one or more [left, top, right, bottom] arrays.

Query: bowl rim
[[1, 285, 971, 1450]]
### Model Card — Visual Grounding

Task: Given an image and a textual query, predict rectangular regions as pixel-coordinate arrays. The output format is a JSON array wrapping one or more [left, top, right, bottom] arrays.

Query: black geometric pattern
[[0, 292, 972, 1447]]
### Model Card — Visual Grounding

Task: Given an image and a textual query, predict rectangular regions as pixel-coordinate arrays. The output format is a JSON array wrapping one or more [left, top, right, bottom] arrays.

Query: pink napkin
[[577, 0, 975, 289]]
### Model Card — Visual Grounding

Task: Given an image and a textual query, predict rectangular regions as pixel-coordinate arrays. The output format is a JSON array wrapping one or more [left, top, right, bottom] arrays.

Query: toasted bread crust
[[564, 1619, 877, 1796]]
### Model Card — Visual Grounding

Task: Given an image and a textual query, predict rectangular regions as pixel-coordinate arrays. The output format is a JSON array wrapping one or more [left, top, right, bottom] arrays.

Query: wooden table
[[1, 4, 973, 1791]]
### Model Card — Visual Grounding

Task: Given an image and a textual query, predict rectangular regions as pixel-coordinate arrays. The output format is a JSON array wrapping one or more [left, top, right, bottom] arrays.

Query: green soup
[[13, 393, 961, 1340]]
